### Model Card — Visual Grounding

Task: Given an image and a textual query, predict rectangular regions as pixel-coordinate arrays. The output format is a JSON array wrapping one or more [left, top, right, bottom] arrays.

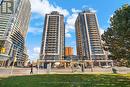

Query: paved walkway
[[0, 67, 130, 76]]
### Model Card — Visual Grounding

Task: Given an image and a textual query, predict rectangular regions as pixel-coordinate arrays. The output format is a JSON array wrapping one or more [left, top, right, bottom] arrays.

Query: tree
[[102, 4, 130, 66]]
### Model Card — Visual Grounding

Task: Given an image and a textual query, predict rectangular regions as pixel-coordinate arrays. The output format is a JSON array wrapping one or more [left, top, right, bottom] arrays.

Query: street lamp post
[[90, 60, 93, 72], [10, 48, 18, 75], [37, 59, 39, 74], [90, 55, 93, 72], [81, 56, 85, 72], [10, 45, 19, 75]]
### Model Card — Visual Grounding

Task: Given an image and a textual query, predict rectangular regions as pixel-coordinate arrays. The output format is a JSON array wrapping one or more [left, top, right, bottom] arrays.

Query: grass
[[0, 74, 130, 87]]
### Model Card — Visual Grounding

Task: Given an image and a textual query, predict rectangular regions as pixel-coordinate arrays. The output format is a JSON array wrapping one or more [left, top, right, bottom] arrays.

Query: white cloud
[[65, 7, 96, 38], [65, 33, 71, 38], [66, 8, 79, 30], [33, 47, 40, 54], [100, 28, 105, 35], [28, 27, 43, 34], [72, 8, 81, 13], [65, 8, 80, 38], [29, 0, 69, 17], [28, 47, 41, 61], [88, 8, 96, 13]]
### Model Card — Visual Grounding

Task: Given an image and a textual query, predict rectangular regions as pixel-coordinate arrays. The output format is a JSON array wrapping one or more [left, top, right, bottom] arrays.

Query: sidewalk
[[0, 67, 130, 76]]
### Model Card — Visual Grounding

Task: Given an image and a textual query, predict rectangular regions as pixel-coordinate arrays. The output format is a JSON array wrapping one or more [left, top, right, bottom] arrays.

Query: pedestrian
[[30, 64, 33, 74]]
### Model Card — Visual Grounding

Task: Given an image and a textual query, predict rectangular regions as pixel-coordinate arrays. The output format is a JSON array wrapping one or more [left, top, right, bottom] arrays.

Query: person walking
[[30, 64, 33, 74]]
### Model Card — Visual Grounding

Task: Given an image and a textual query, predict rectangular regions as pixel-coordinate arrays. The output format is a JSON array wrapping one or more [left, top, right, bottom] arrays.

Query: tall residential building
[[65, 47, 73, 56], [75, 10, 105, 60], [40, 11, 65, 60], [0, 0, 31, 66]]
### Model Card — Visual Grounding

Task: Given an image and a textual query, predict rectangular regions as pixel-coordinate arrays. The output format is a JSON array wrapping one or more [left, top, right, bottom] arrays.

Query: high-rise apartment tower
[[0, 0, 31, 66], [75, 10, 105, 60], [40, 11, 65, 60]]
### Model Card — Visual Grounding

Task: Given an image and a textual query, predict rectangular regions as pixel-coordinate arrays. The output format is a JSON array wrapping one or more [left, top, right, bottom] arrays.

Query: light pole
[[81, 56, 85, 72], [37, 59, 39, 74], [90, 55, 93, 72], [10, 45, 18, 75]]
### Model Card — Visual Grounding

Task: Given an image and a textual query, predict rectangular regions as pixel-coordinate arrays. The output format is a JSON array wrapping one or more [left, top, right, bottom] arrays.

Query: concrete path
[[0, 67, 130, 76]]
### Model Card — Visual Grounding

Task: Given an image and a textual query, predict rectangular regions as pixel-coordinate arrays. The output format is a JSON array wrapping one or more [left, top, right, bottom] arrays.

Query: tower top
[[51, 11, 59, 15], [82, 7, 96, 13], [83, 9, 94, 13]]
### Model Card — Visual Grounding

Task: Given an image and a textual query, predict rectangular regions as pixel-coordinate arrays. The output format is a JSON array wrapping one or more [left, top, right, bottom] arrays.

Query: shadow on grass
[[0, 74, 130, 87]]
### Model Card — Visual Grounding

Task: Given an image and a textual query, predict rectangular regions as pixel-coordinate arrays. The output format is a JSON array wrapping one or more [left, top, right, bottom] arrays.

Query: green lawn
[[0, 74, 130, 87]]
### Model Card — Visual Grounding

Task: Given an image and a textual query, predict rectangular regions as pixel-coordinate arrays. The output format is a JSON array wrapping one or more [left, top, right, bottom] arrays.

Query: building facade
[[0, 0, 31, 66], [75, 10, 105, 60], [65, 47, 73, 56], [40, 11, 65, 60]]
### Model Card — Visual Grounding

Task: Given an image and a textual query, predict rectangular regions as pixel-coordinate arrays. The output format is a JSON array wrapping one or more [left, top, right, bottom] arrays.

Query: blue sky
[[27, 0, 130, 60]]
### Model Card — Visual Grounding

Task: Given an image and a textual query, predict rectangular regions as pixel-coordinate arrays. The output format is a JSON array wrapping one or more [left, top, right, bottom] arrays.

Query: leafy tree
[[102, 4, 130, 66]]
